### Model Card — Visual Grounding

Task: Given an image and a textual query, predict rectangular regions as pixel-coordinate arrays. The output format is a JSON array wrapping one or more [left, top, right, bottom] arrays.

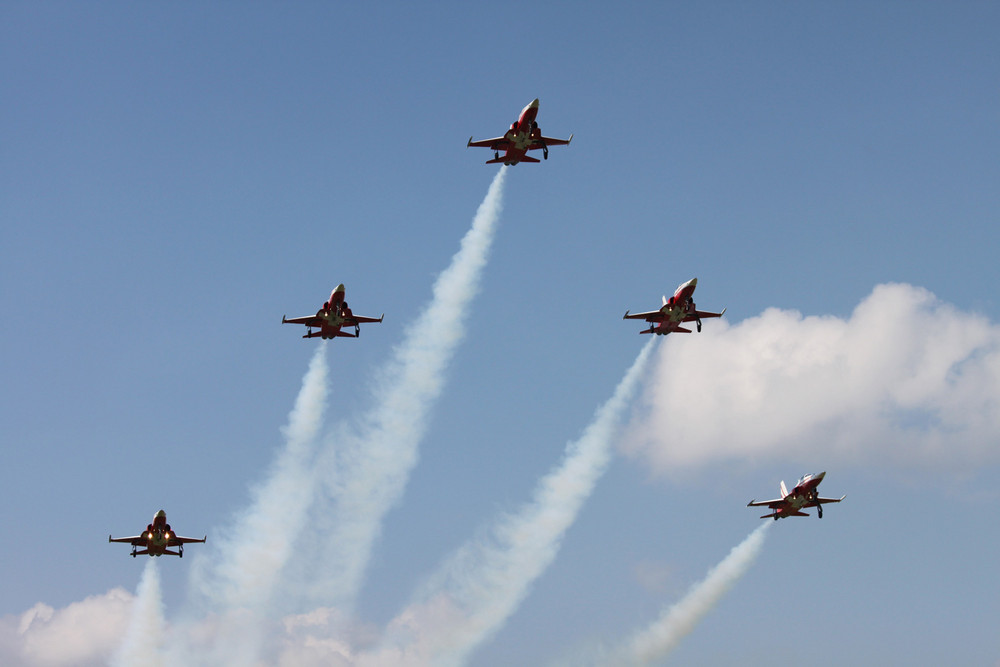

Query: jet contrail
[[364, 339, 656, 667], [184, 343, 329, 662], [297, 168, 508, 611], [613, 522, 771, 666], [112, 560, 166, 667]]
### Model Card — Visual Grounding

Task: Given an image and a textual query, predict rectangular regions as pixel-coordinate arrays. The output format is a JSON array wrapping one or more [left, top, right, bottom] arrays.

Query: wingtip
[[282, 315, 287, 323], [747, 500, 755, 507], [467, 136, 473, 147], [567, 133, 573, 145], [379, 313, 384, 323], [623, 310, 630, 319], [720, 307, 727, 317]]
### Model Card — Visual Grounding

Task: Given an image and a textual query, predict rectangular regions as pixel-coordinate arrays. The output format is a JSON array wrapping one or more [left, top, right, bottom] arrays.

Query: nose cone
[[334, 284, 346, 293], [688, 277, 698, 287], [155, 510, 166, 519], [815, 471, 826, 480], [529, 98, 540, 108]]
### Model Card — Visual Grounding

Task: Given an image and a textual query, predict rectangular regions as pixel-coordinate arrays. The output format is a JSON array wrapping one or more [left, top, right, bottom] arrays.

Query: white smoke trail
[[184, 343, 329, 662], [299, 168, 507, 611], [613, 522, 771, 666], [112, 560, 166, 667], [364, 339, 656, 667]]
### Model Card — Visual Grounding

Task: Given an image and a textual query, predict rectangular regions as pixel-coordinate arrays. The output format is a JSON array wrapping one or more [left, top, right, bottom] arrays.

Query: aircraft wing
[[109, 535, 145, 545], [528, 134, 573, 149], [746, 498, 787, 509], [282, 315, 323, 327], [348, 314, 384, 325], [623, 309, 665, 321], [168, 535, 207, 546], [808, 495, 846, 506], [468, 136, 512, 150], [683, 307, 726, 322]]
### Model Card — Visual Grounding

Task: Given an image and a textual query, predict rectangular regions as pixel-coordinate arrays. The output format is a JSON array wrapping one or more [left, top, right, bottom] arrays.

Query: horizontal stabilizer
[[675, 327, 692, 333]]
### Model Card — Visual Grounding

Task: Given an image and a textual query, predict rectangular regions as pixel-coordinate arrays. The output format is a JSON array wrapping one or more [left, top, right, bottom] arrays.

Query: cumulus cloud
[[0, 589, 133, 666], [275, 607, 380, 667], [621, 283, 1000, 472]]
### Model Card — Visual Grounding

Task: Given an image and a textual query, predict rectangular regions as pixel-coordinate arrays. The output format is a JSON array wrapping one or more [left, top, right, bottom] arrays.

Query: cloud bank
[[0, 589, 133, 666], [622, 283, 1000, 472]]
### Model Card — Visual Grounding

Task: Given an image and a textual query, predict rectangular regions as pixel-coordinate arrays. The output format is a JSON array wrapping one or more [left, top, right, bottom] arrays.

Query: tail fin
[[662, 295, 668, 307], [780, 480, 789, 498]]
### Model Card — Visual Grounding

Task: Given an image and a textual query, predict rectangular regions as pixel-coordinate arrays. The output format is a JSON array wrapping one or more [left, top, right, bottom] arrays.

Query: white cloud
[[276, 607, 378, 667], [621, 283, 1000, 473], [0, 589, 133, 666]]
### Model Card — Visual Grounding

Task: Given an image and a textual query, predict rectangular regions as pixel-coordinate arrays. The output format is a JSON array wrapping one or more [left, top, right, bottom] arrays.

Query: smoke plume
[[296, 169, 508, 611], [185, 343, 330, 661], [365, 340, 656, 666], [612, 523, 770, 665], [112, 560, 166, 667]]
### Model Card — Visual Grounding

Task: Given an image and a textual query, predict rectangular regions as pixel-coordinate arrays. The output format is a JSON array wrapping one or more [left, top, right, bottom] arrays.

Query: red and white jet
[[282, 284, 383, 340], [109, 510, 206, 558], [622, 278, 725, 335], [467, 98, 573, 165], [747, 472, 846, 520]]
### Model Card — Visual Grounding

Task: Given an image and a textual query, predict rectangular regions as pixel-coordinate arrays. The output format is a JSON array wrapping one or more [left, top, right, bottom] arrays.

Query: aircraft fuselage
[[499, 99, 541, 163], [313, 284, 354, 337], [651, 278, 699, 334]]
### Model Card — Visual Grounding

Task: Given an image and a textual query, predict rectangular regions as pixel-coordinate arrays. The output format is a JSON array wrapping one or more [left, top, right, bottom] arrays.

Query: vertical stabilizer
[[780, 480, 789, 498], [662, 295, 668, 307]]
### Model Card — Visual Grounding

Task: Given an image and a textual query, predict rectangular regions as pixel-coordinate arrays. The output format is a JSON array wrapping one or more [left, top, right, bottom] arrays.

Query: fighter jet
[[467, 98, 572, 165], [283, 284, 383, 340], [747, 472, 845, 520], [623, 278, 725, 335], [109, 510, 206, 557]]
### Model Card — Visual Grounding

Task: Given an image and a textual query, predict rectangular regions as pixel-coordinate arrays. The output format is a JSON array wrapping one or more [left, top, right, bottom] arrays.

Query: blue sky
[[2, 3, 999, 665]]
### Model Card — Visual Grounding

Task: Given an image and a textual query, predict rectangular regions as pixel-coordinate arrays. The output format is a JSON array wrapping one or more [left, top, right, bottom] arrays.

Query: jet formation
[[111, 99, 841, 561]]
